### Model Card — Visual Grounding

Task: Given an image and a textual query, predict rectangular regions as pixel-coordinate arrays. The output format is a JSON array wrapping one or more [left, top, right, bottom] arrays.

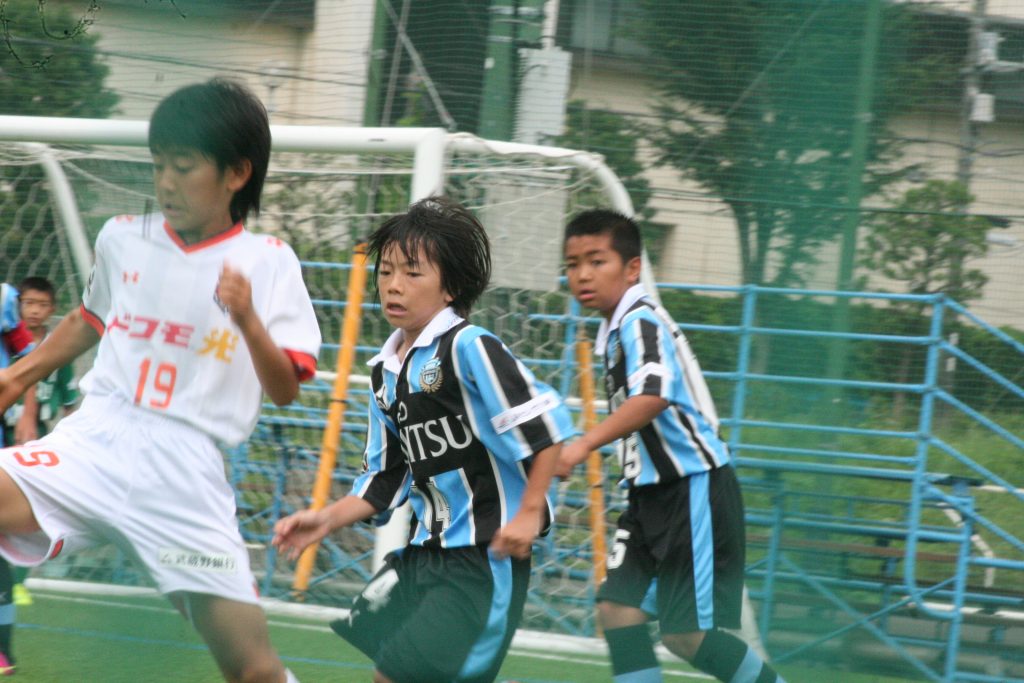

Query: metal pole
[[827, 0, 883, 383], [292, 247, 370, 597]]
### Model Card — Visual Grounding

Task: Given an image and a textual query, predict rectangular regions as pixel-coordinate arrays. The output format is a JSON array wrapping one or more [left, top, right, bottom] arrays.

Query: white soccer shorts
[[0, 394, 259, 604]]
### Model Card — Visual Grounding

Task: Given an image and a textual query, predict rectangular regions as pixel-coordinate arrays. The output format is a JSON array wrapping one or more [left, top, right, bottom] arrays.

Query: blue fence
[[225, 268, 1024, 681]]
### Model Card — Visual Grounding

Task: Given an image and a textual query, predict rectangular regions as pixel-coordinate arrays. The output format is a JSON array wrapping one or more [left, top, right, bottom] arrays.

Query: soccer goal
[[0, 115, 632, 636]]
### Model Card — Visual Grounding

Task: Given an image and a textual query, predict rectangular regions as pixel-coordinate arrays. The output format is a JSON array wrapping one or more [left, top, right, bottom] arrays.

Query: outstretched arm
[[0, 309, 98, 413], [272, 496, 379, 562], [556, 394, 668, 478]]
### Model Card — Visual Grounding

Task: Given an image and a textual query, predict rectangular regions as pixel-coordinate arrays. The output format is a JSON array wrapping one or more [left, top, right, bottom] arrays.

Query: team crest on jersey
[[419, 358, 443, 393]]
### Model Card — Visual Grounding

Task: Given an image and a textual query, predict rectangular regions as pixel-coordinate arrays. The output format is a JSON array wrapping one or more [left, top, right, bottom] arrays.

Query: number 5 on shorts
[[608, 529, 631, 570], [135, 358, 178, 408]]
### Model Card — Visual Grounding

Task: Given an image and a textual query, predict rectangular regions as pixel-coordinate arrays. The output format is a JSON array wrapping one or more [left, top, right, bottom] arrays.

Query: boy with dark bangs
[[0, 79, 320, 683], [274, 196, 574, 683]]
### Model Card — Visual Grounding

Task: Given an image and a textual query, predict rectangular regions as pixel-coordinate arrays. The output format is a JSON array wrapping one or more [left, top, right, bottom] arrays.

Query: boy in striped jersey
[[274, 197, 574, 683], [559, 210, 784, 683]]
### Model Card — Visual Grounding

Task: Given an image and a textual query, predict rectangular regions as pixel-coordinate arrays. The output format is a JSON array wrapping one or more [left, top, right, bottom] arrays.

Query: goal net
[[0, 121, 627, 636]]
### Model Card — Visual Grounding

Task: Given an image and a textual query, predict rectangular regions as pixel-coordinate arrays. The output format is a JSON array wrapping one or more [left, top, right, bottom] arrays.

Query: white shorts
[[0, 394, 259, 604]]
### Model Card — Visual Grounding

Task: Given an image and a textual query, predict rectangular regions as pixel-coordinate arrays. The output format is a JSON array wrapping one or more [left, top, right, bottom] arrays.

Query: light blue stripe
[[437, 469, 472, 547], [0, 603, 14, 624], [614, 666, 663, 682], [689, 471, 715, 630], [456, 553, 512, 680], [729, 645, 763, 683], [639, 579, 658, 617]]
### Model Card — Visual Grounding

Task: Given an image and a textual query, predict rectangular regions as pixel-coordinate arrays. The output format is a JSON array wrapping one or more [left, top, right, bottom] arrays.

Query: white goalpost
[[0, 115, 766, 653]]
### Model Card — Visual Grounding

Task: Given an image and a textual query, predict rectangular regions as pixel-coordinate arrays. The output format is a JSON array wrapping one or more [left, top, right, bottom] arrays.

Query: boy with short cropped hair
[[274, 196, 574, 683], [559, 209, 784, 683], [0, 78, 321, 683]]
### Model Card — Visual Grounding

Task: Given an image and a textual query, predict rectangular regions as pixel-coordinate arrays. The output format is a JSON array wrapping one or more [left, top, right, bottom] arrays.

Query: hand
[[489, 508, 541, 560], [555, 440, 590, 479], [216, 263, 255, 327], [14, 413, 38, 445], [272, 509, 331, 562]]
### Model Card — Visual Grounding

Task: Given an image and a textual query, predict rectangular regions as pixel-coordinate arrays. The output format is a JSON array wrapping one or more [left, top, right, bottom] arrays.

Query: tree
[[0, 0, 118, 290], [860, 180, 992, 304], [634, 0, 954, 288], [0, 0, 118, 116], [858, 179, 993, 419]]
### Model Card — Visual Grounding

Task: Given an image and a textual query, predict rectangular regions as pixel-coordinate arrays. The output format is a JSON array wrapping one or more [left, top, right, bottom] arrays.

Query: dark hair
[[564, 209, 642, 263], [367, 196, 491, 317], [18, 276, 56, 301], [148, 78, 271, 224]]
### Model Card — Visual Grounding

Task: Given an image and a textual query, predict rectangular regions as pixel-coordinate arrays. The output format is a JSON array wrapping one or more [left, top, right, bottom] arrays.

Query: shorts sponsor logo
[[361, 568, 399, 613], [158, 548, 238, 573]]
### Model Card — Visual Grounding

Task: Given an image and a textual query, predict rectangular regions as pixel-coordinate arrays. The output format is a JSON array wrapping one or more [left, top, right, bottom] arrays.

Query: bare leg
[[178, 592, 287, 683], [598, 600, 649, 630], [0, 470, 40, 536], [661, 631, 707, 662]]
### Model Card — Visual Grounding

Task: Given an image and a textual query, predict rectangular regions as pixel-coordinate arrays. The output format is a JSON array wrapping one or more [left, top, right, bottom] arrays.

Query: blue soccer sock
[[691, 629, 784, 683], [605, 624, 662, 682]]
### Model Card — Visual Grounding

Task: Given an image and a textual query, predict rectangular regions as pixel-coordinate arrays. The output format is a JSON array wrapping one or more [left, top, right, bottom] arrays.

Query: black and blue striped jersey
[[596, 285, 730, 487], [351, 307, 575, 548]]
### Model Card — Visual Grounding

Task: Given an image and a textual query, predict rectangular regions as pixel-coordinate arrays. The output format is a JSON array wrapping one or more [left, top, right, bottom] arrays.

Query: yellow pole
[[292, 245, 369, 596], [575, 335, 607, 611]]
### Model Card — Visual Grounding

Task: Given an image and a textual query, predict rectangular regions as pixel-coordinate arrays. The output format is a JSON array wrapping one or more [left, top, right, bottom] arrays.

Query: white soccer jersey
[[79, 213, 321, 446]]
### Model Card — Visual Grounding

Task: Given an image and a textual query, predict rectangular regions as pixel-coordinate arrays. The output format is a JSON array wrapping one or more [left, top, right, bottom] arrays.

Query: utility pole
[[478, 0, 546, 140], [478, 1, 518, 139], [951, 0, 988, 302]]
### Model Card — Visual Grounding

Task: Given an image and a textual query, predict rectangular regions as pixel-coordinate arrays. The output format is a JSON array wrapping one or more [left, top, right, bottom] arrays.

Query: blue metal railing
[[228, 265, 1022, 680]]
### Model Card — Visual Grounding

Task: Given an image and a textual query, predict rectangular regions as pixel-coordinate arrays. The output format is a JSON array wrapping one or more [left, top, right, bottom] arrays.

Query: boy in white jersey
[[559, 210, 784, 683], [0, 79, 320, 683]]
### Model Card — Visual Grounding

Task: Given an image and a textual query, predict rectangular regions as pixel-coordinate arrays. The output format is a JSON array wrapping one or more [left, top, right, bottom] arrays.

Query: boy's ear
[[626, 255, 642, 284], [226, 158, 253, 193]]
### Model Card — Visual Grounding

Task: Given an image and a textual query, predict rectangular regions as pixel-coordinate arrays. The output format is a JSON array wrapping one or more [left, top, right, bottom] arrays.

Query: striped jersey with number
[[600, 285, 730, 487], [79, 213, 321, 446], [351, 308, 574, 548]]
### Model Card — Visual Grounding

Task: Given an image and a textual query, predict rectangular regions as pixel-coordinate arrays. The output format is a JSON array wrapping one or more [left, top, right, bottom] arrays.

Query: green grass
[[8, 586, 919, 682]]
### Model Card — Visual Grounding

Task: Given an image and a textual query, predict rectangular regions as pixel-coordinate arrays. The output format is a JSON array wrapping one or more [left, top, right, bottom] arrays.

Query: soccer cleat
[[12, 583, 32, 607], [0, 651, 14, 676]]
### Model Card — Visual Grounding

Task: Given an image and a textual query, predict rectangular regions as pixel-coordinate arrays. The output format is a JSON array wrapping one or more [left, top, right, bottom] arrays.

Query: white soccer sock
[[285, 669, 300, 683]]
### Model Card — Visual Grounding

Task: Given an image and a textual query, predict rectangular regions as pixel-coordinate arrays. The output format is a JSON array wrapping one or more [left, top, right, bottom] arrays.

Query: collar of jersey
[[595, 283, 648, 355], [369, 306, 464, 374], [164, 220, 245, 253]]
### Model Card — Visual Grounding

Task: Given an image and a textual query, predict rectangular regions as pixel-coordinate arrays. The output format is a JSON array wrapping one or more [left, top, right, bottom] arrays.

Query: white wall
[[50, 0, 375, 126]]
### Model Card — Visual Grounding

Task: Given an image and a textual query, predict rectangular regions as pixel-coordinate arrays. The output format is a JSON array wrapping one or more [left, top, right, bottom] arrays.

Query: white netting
[[0, 135, 619, 635]]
